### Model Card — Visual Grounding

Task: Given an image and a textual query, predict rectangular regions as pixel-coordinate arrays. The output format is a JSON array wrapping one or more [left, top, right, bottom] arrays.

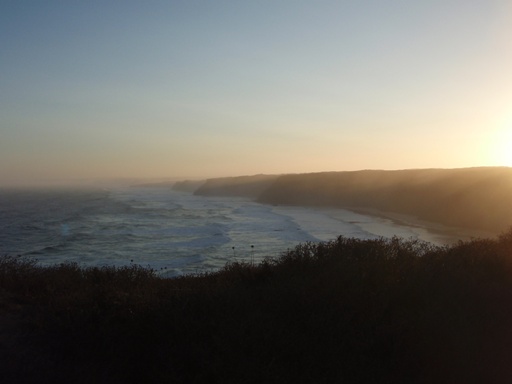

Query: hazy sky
[[1, 0, 512, 185]]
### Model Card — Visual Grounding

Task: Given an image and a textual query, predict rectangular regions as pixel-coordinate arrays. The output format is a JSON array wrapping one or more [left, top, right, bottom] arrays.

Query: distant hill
[[187, 167, 512, 233], [194, 174, 279, 199], [257, 168, 512, 233], [131, 181, 176, 188], [172, 180, 206, 192]]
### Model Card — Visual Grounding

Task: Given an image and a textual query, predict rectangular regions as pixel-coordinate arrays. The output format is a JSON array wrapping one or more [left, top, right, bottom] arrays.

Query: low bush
[[2, 230, 512, 383]]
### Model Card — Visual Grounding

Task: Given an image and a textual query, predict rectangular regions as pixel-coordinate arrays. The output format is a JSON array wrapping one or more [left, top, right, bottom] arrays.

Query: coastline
[[267, 202, 496, 247], [348, 206, 498, 245]]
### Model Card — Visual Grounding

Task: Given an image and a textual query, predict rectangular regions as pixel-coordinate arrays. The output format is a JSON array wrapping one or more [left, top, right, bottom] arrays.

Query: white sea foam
[[0, 187, 475, 277]]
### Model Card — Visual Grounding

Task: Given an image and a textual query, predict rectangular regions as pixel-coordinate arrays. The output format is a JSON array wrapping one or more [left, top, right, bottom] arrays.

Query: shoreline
[[268, 200, 499, 246], [268, 202, 496, 246], [347, 206, 498, 245]]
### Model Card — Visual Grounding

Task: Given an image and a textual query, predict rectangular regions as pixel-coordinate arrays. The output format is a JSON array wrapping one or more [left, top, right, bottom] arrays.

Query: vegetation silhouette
[[3, 230, 512, 382]]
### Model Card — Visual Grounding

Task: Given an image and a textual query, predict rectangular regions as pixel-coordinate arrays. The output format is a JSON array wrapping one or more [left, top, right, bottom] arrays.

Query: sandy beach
[[270, 203, 499, 246], [348, 206, 499, 245]]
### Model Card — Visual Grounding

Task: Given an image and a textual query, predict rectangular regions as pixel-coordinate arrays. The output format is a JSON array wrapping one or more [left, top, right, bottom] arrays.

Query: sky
[[1, 0, 512, 185]]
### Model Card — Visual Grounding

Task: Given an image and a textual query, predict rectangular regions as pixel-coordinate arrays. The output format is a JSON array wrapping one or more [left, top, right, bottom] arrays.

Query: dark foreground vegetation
[[3, 232, 512, 383]]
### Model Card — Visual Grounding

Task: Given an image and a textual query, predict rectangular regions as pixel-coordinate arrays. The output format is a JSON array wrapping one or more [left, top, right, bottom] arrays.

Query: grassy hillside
[[3, 231, 512, 383]]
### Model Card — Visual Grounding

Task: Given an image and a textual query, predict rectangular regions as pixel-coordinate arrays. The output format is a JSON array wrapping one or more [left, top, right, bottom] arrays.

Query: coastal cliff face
[[257, 168, 512, 233], [180, 168, 512, 233], [193, 174, 279, 199], [172, 179, 206, 192]]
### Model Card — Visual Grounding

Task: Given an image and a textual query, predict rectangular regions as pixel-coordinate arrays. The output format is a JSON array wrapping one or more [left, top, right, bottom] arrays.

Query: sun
[[491, 126, 512, 166], [484, 110, 512, 167]]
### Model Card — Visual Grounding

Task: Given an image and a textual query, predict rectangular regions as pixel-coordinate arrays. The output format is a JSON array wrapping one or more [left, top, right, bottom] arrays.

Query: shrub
[[2, 230, 512, 383]]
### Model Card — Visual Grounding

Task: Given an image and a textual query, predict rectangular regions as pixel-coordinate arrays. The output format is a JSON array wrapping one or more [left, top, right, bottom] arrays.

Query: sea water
[[0, 186, 465, 277]]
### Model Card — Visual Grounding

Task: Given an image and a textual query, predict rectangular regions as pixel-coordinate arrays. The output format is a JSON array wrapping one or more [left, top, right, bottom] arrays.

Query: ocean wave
[[24, 243, 66, 256], [1, 186, 463, 276]]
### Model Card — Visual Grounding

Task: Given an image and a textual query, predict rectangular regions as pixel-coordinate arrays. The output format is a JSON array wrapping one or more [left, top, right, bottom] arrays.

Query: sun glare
[[493, 127, 512, 166], [486, 113, 512, 167]]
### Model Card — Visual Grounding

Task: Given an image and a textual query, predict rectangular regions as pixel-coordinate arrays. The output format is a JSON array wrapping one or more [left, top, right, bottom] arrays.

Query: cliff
[[172, 179, 206, 192], [175, 167, 512, 233], [257, 168, 512, 233], [194, 174, 279, 199]]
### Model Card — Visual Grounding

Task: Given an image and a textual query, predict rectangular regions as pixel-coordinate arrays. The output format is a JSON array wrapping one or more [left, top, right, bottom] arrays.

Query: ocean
[[0, 186, 468, 277]]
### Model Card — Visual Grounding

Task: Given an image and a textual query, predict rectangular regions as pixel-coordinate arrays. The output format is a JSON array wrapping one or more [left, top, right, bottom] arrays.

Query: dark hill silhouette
[[188, 167, 512, 233], [172, 179, 206, 192], [194, 174, 279, 199], [257, 168, 512, 233]]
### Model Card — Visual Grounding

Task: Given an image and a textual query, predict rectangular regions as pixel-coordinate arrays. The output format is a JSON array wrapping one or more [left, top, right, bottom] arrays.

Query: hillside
[[194, 174, 279, 199], [172, 179, 206, 192], [187, 167, 512, 233]]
